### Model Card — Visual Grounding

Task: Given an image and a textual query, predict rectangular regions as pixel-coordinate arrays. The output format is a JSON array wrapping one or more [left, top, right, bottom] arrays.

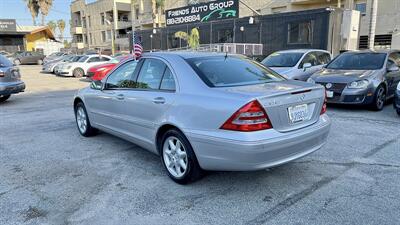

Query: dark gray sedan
[[8, 51, 45, 65], [395, 82, 400, 115], [0, 55, 25, 102], [308, 50, 400, 110]]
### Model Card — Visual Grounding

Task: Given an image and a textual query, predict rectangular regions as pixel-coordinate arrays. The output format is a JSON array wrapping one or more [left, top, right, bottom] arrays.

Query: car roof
[[272, 49, 330, 54], [143, 51, 243, 59], [341, 49, 398, 54]]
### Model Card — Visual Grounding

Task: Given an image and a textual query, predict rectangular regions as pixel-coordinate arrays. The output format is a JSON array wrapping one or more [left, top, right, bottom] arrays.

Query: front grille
[[317, 82, 347, 94]]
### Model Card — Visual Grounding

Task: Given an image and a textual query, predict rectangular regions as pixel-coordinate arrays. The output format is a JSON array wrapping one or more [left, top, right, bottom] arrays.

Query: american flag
[[132, 33, 143, 59]]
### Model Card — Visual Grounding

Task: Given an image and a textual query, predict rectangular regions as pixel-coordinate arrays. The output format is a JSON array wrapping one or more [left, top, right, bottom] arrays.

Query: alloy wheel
[[376, 87, 386, 109], [76, 107, 87, 134], [162, 136, 188, 178]]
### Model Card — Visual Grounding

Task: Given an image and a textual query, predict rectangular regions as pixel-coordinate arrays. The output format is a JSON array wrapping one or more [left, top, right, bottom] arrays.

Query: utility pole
[[368, 0, 378, 49], [130, 0, 136, 55]]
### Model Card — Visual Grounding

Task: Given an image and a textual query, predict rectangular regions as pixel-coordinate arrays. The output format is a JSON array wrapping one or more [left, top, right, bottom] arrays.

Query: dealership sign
[[0, 19, 17, 32], [166, 0, 239, 26]]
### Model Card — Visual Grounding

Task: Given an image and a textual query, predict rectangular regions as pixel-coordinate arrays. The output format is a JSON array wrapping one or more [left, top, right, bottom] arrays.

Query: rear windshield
[[186, 56, 285, 87], [326, 53, 386, 70], [261, 52, 304, 67], [0, 55, 13, 67]]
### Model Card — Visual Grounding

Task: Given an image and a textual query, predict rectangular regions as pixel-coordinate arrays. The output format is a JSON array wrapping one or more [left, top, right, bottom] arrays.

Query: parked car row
[[0, 54, 25, 102], [262, 49, 400, 111]]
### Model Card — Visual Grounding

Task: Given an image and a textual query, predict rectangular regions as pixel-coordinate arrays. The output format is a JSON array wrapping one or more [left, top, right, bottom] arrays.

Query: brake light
[[221, 100, 273, 132], [321, 91, 327, 115], [0, 71, 4, 77]]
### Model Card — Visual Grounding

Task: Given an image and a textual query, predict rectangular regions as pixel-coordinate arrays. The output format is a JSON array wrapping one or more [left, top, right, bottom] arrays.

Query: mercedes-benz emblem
[[326, 83, 333, 89]]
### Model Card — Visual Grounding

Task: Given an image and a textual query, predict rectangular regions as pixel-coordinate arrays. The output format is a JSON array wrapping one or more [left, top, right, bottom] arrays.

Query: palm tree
[[57, 19, 65, 41], [156, 0, 165, 28], [23, 0, 40, 26], [38, 0, 53, 25], [47, 20, 56, 34], [174, 28, 200, 49]]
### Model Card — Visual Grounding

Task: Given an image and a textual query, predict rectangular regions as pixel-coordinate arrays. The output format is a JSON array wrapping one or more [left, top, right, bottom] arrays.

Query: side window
[[387, 59, 395, 69], [160, 67, 176, 91], [87, 57, 100, 63], [100, 57, 110, 62], [136, 59, 166, 90], [300, 52, 318, 68], [105, 60, 138, 89], [388, 52, 400, 66], [316, 52, 331, 65]]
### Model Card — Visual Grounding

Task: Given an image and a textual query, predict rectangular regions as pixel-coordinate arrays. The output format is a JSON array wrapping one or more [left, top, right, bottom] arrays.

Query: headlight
[[348, 80, 369, 89], [307, 77, 315, 84], [397, 82, 400, 91]]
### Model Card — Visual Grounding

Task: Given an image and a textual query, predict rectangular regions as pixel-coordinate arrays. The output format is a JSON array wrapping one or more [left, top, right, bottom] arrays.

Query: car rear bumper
[[186, 114, 331, 171], [0, 81, 25, 95]]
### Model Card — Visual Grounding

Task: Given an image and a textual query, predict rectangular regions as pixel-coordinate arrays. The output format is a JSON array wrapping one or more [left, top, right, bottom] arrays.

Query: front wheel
[[0, 95, 10, 103], [371, 85, 386, 111], [74, 102, 97, 137], [73, 68, 84, 78], [161, 129, 203, 184]]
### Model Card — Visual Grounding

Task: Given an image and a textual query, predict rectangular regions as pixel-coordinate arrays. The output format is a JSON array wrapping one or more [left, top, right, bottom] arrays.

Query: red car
[[87, 55, 131, 81]]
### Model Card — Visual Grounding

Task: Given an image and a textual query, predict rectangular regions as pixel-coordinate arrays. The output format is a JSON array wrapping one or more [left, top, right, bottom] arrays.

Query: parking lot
[[1, 65, 399, 225]]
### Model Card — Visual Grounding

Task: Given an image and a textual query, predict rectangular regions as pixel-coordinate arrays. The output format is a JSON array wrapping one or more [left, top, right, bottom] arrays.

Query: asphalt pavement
[[1, 65, 399, 225]]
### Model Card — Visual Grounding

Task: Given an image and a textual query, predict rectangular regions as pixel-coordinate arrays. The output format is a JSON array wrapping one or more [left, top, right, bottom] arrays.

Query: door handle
[[153, 97, 165, 104], [116, 94, 125, 100]]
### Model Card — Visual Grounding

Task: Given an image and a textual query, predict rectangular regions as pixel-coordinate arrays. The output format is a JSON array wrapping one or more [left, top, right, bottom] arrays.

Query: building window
[[359, 35, 393, 49], [82, 17, 86, 28], [135, 8, 139, 20], [89, 33, 93, 45], [101, 31, 106, 42], [106, 30, 112, 40], [288, 21, 313, 44], [88, 16, 91, 27], [355, 3, 367, 16], [83, 34, 87, 44], [101, 13, 105, 25]]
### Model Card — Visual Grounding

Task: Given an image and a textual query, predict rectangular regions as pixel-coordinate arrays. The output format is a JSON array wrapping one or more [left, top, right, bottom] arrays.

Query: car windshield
[[186, 56, 285, 87], [261, 52, 304, 67], [0, 55, 13, 67], [78, 56, 88, 62], [326, 53, 387, 70], [109, 56, 127, 64]]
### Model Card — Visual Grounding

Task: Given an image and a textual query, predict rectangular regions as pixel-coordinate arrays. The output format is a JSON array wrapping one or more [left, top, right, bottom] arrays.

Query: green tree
[[174, 28, 200, 49], [23, 0, 40, 26], [38, 0, 53, 25], [57, 19, 65, 41], [47, 20, 56, 34]]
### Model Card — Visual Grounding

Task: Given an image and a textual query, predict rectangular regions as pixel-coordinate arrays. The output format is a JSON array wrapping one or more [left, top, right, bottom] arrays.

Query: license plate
[[326, 91, 334, 98], [288, 104, 309, 123]]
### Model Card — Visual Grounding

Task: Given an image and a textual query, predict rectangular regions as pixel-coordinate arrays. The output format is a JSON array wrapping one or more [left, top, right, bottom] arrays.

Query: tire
[[37, 59, 43, 65], [397, 109, 400, 116], [0, 95, 10, 103], [160, 129, 203, 184], [73, 68, 84, 78], [14, 59, 21, 65], [371, 85, 386, 111], [74, 102, 97, 137]]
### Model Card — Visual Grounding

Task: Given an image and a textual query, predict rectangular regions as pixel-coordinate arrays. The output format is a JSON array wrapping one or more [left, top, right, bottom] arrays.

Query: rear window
[[0, 55, 13, 67], [262, 52, 304, 67], [186, 56, 284, 87]]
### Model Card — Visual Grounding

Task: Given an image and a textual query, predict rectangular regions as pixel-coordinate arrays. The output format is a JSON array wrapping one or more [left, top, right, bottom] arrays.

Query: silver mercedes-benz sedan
[[73, 52, 331, 184]]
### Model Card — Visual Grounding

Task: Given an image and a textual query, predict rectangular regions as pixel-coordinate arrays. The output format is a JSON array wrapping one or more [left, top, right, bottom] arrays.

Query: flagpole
[[131, 0, 136, 60]]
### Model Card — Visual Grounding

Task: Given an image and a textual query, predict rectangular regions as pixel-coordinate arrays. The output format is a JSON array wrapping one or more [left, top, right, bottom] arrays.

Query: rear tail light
[[221, 100, 273, 132], [0, 71, 4, 77], [320, 91, 327, 115]]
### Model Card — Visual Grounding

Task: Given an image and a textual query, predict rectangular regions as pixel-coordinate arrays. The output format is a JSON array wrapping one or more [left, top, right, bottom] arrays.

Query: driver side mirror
[[90, 80, 103, 90], [303, 63, 312, 71], [387, 65, 400, 72]]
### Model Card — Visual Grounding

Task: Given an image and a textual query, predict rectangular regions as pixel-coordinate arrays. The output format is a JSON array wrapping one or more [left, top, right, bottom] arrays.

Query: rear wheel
[[371, 85, 386, 111], [160, 129, 203, 184], [0, 95, 10, 103], [73, 68, 84, 78], [74, 102, 97, 137]]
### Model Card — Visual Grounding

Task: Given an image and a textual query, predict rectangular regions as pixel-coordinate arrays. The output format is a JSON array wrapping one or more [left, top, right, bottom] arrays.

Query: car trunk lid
[[220, 80, 325, 132]]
